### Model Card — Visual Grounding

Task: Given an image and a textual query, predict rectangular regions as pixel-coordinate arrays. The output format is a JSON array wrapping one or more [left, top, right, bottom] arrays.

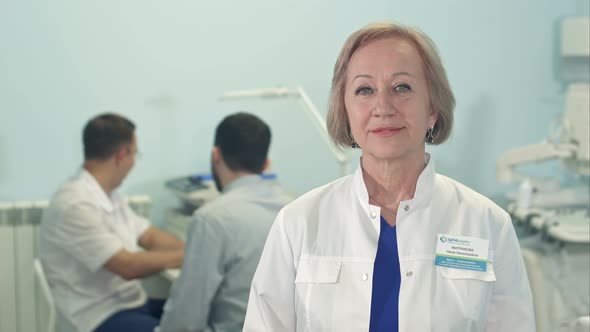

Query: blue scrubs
[[369, 217, 401, 332]]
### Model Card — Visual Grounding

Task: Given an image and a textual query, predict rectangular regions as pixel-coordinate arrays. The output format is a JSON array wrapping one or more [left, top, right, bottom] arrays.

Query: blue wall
[[0, 1, 583, 225]]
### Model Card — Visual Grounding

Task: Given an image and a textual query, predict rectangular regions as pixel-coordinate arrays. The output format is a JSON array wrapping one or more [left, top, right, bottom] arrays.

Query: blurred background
[[1, 1, 588, 331], [0, 0, 586, 222]]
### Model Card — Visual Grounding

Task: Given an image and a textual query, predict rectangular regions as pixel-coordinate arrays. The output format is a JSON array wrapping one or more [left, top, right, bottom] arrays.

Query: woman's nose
[[373, 91, 396, 116]]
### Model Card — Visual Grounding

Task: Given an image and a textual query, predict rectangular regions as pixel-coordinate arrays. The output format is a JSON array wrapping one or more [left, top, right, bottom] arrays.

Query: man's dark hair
[[214, 112, 271, 173], [83, 113, 135, 160]]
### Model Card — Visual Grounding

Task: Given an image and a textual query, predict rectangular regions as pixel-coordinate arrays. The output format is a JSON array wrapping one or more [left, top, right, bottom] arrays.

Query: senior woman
[[243, 22, 535, 332]]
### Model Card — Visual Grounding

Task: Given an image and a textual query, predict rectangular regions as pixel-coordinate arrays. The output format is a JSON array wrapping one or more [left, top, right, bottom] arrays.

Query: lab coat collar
[[413, 153, 435, 207], [79, 169, 116, 213], [222, 174, 265, 194], [353, 153, 436, 230]]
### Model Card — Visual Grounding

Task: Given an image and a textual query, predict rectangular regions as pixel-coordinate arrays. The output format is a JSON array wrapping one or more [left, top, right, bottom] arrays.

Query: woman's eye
[[394, 84, 411, 93], [355, 86, 373, 96]]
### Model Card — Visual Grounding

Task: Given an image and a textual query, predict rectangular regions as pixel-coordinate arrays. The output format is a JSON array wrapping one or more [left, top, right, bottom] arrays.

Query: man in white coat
[[40, 113, 184, 332]]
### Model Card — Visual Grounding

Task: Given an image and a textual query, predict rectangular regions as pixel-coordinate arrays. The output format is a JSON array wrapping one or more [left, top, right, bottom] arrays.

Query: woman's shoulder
[[435, 174, 510, 221]]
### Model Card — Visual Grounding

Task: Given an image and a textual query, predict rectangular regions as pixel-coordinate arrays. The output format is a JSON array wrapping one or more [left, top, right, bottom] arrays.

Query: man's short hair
[[214, 112, 271, 173], [83, 113, 135, 160]]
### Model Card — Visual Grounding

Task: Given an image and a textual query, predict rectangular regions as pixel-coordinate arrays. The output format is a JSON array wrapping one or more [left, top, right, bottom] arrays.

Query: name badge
[[435, 234, 489, 272]]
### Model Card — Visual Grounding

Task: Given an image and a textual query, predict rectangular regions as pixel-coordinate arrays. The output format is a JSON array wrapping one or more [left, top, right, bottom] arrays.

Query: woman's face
[[344, 37, 436, 162]]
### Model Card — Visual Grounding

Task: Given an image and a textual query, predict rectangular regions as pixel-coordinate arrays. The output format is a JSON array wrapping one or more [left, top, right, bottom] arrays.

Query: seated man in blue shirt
[[158, 112, 294, 332]]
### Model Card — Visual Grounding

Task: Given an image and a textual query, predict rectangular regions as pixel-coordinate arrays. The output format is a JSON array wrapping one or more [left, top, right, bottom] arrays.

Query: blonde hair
[[327, 22, 455, 148]]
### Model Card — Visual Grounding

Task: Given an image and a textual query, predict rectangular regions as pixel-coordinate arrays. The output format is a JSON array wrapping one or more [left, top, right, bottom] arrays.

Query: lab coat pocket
[[437, 262, 496, 323], [295, 259, 341, 283], [439, 266, 496, 282], [294, 258, 343, 331]]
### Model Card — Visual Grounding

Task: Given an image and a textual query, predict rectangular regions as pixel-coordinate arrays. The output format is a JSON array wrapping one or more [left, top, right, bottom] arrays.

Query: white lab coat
[[243, 158, 535, 332]]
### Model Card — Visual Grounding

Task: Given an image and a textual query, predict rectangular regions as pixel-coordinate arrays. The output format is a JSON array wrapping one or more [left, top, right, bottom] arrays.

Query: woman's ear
[[429, 110, 438, 129]]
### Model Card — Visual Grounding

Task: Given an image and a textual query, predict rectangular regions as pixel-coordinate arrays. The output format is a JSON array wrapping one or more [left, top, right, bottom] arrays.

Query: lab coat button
[[370, 211, 377, 219], [406, 271, 413, 277], [404, 205, 410, 212], [361, 273, 369, 281]]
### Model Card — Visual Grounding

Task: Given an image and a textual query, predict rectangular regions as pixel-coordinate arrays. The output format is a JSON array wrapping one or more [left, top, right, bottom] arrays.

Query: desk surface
[[162, 268, 180, 281]]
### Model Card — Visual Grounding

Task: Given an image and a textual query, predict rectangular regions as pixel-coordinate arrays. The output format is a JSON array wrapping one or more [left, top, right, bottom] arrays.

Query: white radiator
[[0, 196, 152, 332]]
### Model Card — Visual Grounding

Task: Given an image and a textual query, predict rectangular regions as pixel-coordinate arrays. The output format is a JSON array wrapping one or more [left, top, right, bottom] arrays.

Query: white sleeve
[[486, 212, 536, 331], [124, 203, 150, 239], [243, 210, 297, 332], [57, 203, 124, 272]]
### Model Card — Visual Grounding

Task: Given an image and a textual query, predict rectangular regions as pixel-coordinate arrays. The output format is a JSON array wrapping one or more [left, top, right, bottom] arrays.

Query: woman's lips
[[369, 127, 403, 137]]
